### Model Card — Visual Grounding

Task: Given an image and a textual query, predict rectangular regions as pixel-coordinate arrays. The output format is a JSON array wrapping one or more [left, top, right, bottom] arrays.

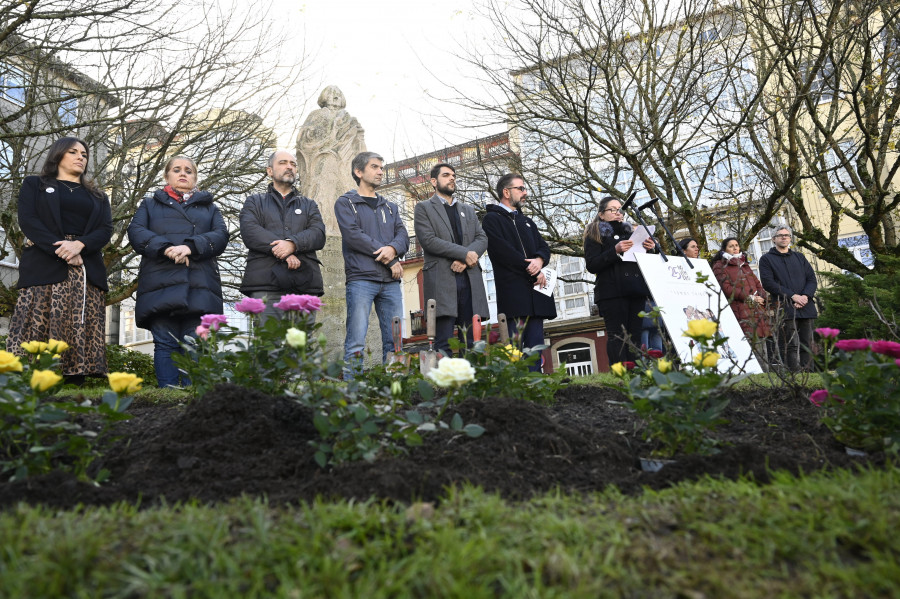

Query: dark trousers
[[597, 296, 646, 365], [775, 316, 815, 371], [506, 316, 545, 372], [435, 273, 475, 356]]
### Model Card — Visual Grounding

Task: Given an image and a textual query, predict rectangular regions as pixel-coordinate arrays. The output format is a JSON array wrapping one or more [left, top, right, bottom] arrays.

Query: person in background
[[711, 237, 773, 369], [584, 196, 656, 366], [127, 156, 228, 387], [758, 226, 817, 371], [679, 237, 701, 259], [641, 300, 664, 352], [334, 151, 409, 379], [6, 137, 112, 385]]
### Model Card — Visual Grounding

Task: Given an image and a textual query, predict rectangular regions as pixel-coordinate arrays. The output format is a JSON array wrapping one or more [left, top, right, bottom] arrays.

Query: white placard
[[635, 253, 763, 374], [533, 267, 556, 297], [622, 225, 656, 262]]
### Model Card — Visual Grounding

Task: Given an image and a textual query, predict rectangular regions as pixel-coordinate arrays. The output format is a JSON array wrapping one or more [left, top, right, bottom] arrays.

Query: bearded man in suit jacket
[[413, 163, 490, 355]]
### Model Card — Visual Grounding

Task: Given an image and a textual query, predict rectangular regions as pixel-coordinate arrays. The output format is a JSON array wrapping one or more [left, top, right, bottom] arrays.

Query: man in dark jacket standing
[[334, 151, 409, 378], [414, 163, 490, 355], [482, 173, 556, 372], [239, 150, 326, 322], [758, 226, 818, 371]]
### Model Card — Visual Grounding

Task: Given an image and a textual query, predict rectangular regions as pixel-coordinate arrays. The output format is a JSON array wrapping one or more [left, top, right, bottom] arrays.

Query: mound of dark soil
[[0, 383, 885, 510]]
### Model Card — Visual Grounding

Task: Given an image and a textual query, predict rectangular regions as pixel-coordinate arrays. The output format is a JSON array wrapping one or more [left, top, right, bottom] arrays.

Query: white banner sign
[[635, 253, 763, 374]]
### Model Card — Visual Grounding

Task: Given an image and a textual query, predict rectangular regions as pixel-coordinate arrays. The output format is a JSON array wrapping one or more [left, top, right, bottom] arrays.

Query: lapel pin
[[295, 208, 302, 215], [46, 187, 55, 193]]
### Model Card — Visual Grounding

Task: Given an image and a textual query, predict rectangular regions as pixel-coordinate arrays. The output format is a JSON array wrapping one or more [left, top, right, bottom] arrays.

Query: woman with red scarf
[[711, 237, 773, 368], [127, 156, 228, 387]]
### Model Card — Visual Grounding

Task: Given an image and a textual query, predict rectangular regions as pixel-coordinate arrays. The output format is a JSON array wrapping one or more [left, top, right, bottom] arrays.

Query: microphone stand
[[641, 198, 694, 269]]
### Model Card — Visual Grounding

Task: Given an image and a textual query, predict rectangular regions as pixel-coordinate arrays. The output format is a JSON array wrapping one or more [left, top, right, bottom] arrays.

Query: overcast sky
[[268, 0, 506, 164]]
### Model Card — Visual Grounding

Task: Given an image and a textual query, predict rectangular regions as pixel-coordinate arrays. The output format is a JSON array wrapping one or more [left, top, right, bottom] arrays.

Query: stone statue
[[296, 85, 366, 236]]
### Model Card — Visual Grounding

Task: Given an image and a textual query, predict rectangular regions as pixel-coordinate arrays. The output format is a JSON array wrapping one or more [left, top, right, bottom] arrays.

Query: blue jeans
[[148, 315, 199, 388], [343, 279, 403, 379]]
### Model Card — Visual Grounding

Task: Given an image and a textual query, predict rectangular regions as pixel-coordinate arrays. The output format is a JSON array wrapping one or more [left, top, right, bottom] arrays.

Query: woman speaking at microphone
[[584, 196, 656, 365]]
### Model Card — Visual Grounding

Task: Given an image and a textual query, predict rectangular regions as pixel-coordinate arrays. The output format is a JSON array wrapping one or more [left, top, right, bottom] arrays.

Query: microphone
[[620, 191, 637, 212], [638, 198, 660, 211]]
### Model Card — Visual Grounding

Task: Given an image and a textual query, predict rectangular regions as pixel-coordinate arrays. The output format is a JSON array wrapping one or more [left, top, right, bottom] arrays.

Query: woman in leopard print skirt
[[6, 137, 113, 384]]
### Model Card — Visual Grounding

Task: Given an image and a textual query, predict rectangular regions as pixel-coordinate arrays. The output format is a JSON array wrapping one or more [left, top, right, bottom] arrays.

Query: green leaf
[[463, 424, 485, 437], [450, 413, 463, 431]]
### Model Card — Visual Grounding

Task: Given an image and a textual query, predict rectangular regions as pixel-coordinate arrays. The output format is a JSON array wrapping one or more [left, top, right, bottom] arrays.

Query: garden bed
[[0, 383, 884, 510]]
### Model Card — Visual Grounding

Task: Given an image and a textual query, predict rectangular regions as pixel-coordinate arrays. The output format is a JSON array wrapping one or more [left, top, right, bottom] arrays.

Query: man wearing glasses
[[758, 226, 818, 371], [482, 173, 557, 372]]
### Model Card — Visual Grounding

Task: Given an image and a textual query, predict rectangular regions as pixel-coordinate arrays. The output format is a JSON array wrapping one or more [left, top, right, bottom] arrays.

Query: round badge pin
[[46, 187, 55, 194], [295, 209, 302, 215]]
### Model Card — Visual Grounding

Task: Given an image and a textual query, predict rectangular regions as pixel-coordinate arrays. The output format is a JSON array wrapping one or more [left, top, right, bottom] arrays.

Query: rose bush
[[811, 328, 900, 453]]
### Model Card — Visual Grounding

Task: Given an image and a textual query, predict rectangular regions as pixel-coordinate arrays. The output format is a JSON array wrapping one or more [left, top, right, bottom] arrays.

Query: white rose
[[285, 327, 307, 348], [427, 358, 475, 388]]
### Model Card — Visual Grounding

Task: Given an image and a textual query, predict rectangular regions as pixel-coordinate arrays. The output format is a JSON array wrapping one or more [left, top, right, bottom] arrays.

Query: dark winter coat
[[334, 190, 409, 284], [127, 189, 229, 328], [414, 194, 490, 319], [239, 185, 326, 296], [584, 221, 650, 301], [712, 254, 772, 338], [16, 176, 112, 291], [481, 203, 556, 320], [758, 246, 818, 319]]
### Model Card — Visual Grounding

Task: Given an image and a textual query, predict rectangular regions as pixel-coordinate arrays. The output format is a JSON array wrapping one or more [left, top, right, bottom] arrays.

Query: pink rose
[[234, 297, 266, 314], [815, 327, 840, 339], [871, 340, 900, 359], [809, 389, 829, 406], [834, 339, 872, 352], [195, 325, 210, 340], [200, 314, 228, 331], [273, 294, 323, 313]]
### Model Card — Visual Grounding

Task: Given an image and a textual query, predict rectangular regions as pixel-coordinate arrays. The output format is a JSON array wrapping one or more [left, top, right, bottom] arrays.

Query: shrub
[[818, 255, 900, 340], [606, 319, 739, 458], [106, 344, 156, 387], [0, 342, 136, 482], [810, 329, 900, 453]]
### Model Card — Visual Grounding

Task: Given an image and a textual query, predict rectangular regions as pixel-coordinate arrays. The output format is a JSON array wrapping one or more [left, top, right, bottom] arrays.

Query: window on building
[[823, 140, 857, 191], [558, 342, 593, 376], [0, 65, 26, 105], [699, 28, 719, 44], [562, 281, 583, 296], [802, 57, 837, 102], [565, 297, 585, 310], [558, 255, 583, 276]]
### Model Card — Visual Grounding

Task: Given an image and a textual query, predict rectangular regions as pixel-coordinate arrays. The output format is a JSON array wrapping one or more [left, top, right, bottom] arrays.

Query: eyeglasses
[[604, 208, 623, 214], [505, 186, 527, 193], [774, 234, 792, 238]]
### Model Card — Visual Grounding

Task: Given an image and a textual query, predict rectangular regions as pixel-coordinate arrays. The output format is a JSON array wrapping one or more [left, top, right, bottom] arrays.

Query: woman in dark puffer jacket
[[127, 156, 228, 387]]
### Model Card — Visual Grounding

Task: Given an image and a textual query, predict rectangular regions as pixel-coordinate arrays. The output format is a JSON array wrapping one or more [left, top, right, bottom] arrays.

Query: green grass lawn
[[2, 466, 897, 598]]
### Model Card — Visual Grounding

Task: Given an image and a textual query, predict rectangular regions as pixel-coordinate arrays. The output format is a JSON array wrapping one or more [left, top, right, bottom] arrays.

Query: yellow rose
[[47, 339, 70, 354], [610, 362, 627, 377], [30, 370, 63, 392], [503, 344, 523, 362], [657, 358, 673, 373], [21, 341, 48, 354], [683, 319, 718, 340], [0, 350, 23, 373], [692, 351, 720, 368], [108, 372, 143, 394]]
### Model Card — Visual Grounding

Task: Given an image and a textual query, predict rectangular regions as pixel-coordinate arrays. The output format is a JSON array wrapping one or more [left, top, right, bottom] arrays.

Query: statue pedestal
[[318, 236, 389, 367]]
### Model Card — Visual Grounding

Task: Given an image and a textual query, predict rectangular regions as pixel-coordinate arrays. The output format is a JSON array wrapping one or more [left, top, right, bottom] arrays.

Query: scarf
[[164, 185, 194, 203]]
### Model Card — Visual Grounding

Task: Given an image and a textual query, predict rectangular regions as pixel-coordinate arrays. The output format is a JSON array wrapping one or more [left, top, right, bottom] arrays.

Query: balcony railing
[[402, 235, 423, 261]]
